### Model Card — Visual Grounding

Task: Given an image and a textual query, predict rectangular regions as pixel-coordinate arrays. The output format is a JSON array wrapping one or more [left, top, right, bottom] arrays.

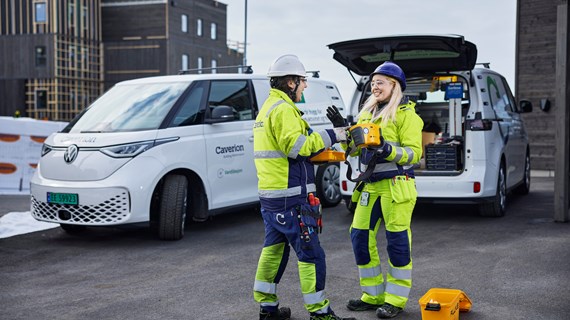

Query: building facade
[[102, 0, 242, 90], [0, 0, 243, 121], [0, 0, 103, 121], [516, 0, 567, 170]]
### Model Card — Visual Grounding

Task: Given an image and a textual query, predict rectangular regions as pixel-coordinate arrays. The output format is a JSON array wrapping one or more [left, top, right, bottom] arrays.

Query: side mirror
[[519, 99, 533, 113], [205, 105, 236, 124]]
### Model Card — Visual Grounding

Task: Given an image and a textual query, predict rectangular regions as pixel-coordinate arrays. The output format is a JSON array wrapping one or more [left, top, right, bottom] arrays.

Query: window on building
[[181, 14, 188, 33], [82, 48, 88, 70], [68, 3, 75, 27], [69, 46, 76, 67], [197, 19, 203, 36], [35, 46, 47, 67], [197, 57, 203, 73], [182, 54, 189, 71], [210, 23, 217, 40], [82, 6, 88, 37], [35, 2, 47, 23], [70, 90, 76, 109], [36, 90, 47, 110], [211, 59, 217, 74]]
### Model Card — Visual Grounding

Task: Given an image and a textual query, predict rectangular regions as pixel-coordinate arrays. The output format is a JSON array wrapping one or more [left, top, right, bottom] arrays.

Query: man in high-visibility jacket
[[252, 54, 355, 320]]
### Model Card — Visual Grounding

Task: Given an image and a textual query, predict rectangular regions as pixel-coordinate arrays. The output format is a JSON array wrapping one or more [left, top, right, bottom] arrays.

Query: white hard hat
[[267, 54, 306, 77]]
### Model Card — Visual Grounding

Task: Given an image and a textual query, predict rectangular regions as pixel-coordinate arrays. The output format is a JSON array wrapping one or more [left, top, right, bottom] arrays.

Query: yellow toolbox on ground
[[418, 288, 472, 320], [310, 149, 346, 163]]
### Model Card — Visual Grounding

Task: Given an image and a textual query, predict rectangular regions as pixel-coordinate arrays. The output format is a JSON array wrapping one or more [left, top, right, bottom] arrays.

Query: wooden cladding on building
[[0, 0, 103, 121], [516, 0, 567, 170], [1, 0, 242, 121], [1, 0, 102, 41]]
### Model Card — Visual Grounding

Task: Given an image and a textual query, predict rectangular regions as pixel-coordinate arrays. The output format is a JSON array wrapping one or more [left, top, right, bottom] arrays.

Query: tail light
[[473, 182, 481, 193]]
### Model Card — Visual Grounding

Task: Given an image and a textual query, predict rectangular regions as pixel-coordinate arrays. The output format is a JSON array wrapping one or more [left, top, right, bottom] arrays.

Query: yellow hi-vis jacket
[[253, 88, 335, 211], [345, 100, 423, 181]]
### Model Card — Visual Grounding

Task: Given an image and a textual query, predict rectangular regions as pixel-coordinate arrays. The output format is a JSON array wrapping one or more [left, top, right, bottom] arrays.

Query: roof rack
[[306, 70, 320, 78], [178, 65, 253, 75], [476, 62, 490, 69]]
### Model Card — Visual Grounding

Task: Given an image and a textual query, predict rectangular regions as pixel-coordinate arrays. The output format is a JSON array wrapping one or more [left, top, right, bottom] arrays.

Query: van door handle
[[248, 136, 254, 142]]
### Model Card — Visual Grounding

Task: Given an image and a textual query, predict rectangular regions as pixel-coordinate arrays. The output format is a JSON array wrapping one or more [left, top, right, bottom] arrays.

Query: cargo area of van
[[353, 74, 470, 176]]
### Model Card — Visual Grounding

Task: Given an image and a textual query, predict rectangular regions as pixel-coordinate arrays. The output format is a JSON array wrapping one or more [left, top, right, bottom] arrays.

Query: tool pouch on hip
[[389, 175, 417, 203], [297, 203, 322, 241]]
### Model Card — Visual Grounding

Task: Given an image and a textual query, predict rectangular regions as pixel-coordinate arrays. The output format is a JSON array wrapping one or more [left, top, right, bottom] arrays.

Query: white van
[[328, 34, 532, 217], [30, 73, 346, 240]]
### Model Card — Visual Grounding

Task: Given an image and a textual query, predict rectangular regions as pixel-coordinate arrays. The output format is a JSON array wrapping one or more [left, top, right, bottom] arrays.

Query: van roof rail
[[475, 62, 490, 69], [178, 65, 253, 75], [306, 70, 320, 78]]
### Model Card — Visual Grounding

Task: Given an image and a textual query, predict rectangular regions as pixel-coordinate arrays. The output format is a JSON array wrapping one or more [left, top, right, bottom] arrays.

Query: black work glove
[[326, 105, 347, 128], [368, 136, 391, 159]]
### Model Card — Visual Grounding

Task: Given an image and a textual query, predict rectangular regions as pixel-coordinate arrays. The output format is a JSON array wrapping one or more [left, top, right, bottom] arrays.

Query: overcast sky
[[221, 0, 517, 103]]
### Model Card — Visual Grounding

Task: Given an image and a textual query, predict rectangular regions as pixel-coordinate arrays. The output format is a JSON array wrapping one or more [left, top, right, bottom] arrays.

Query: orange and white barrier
[[0, 117, 67, 194]]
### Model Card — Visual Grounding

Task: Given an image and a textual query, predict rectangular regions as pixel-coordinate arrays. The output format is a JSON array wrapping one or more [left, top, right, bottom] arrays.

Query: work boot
[[309, 310, 357, 320], [346, 299, 381, 311], [375, 303, 402, 318], [259, 306, 291, 320]]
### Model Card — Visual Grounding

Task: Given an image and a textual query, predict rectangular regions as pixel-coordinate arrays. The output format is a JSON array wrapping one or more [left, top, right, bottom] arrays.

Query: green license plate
[[47, 192, 79, 205]]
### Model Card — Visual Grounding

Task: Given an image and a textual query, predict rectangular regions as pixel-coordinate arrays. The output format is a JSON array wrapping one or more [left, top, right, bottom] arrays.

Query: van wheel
[[316, 163, 341, 207], [158, 174, 188, 240], [479, 164, 507, 217], [60, 224, 86, 234], [513, 150, 531, 195]]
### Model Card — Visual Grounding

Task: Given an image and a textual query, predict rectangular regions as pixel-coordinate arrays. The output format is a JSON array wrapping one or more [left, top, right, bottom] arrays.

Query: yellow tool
[[344, 123, 383, 182], [310, 149, 346, 163], [348, 123, 382, 148]]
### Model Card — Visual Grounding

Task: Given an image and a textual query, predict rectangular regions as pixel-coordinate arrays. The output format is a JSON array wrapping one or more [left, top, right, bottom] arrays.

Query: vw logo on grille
[[64, 144, 79, 163]]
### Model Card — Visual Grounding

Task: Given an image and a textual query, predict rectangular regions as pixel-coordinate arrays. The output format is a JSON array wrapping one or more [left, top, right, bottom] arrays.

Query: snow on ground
[[0, 211, 58, 239]]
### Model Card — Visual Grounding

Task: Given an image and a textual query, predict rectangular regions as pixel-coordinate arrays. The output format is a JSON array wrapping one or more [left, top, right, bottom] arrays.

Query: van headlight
[[100, 141, 155, 158], [41, 144, 53, 157]]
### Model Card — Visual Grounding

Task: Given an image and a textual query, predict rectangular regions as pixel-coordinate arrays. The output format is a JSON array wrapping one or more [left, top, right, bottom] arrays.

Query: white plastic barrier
[[0, 117, 68, 194]]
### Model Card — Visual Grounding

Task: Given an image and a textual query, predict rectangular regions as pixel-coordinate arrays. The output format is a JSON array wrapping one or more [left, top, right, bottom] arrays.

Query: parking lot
[[0, 176, 568, 320]]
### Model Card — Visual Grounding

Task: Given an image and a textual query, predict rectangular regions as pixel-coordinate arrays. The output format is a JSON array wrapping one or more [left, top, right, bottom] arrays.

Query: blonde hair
[[357, 77, 403, 127]]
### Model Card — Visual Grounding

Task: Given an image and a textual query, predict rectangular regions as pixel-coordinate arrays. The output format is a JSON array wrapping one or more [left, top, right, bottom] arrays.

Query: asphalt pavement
[[0, 176, 569, 320], [0, 194, 31, 217]]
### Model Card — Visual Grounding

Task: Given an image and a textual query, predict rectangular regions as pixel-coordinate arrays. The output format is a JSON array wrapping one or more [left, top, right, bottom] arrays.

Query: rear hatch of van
[[328, 34, 477, 76], [328, 34, 477, 177]]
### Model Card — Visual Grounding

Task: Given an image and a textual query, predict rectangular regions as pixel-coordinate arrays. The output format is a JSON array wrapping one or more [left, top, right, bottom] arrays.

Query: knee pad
[[386, 230, 410, 267], [351, 228, 371, 265]]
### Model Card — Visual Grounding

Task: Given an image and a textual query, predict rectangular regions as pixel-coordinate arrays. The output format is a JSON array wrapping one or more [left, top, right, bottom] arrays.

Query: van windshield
[[65, 82, 190, 133]]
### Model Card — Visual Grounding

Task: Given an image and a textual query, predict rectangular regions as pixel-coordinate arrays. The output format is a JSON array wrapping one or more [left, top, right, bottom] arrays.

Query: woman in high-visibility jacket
[[252, 54, 354, 320], [335, 61, 423, 319]]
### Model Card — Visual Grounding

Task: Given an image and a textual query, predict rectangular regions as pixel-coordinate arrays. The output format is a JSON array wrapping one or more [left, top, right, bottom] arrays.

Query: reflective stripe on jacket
[[253, 88, 334, 211]]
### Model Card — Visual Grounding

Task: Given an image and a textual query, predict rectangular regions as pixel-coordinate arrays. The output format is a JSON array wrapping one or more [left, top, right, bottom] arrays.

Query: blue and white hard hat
[[370, 61, 406, 91]]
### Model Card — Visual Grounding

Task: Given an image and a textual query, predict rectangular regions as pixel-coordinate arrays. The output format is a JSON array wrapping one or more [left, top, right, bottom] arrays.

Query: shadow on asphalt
[[37, 205, 264, 246]]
